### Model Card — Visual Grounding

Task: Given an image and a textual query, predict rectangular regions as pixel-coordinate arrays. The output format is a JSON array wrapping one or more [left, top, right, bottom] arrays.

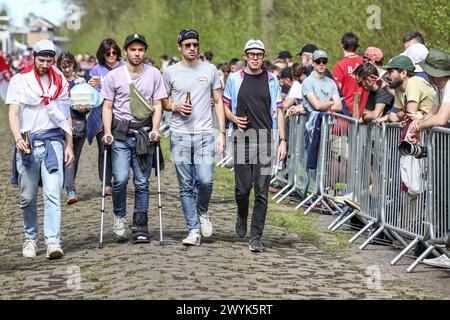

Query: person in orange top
[[333, 32, 368, 117]]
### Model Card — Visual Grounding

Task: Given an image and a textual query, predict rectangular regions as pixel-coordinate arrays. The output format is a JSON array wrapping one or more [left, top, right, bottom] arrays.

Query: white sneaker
[[22, 239, 37, 258], [46, 244, 63, 260], [113, 216, 128, 241], [199, 213, 213, 237], [182, 229, 201, 246], [422, 254, 450, 269]]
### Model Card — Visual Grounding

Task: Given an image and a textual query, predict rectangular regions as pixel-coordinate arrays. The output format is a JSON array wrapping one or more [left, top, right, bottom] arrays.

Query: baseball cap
[[383, 55, 415, 72], [298, 44, 318, 55], [124, 33, 148, 49], [33, 39, 56, 57], [364, 47, 383, 62], [277, 50, 292, 59], [177, 29, 199, 45], [419, 48, 450, 78], [244, 39, 265, 52], [401, 43, 429, 72], [313, 50, 328, 61]]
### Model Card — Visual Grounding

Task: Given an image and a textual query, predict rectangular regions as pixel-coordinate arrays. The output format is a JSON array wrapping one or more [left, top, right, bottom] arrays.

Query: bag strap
[[123, 65, 133, 85]]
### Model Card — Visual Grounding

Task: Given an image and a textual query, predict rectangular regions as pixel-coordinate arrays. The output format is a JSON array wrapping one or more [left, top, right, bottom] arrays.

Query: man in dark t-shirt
[[353, 63, 394, 123], [223, 39, 286, 252]]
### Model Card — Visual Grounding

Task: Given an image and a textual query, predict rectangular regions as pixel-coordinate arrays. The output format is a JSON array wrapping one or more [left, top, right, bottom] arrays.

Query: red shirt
[[333, 54, 368, 117]]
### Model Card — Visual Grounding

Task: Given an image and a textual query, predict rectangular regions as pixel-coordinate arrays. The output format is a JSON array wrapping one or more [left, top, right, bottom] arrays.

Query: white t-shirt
[[435, 79, 450, 124], [5, 73, 71, 134], [286, 80, 302, 100]]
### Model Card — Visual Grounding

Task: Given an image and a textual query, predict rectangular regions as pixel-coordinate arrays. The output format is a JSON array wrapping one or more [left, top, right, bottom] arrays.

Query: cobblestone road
[[0, 109, 447, 300]]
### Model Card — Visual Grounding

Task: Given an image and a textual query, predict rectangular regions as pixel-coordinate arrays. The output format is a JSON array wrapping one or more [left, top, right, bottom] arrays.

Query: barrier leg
[[304, 195, 323, 215], [276, 186, 297, 203], [331, 210, 357, 231], [272, 183, 292, 200], [407, 245, 435, 273], [390, 237, 419, 266], [327, 208, 349, 230], [295, 193, 315, 210], [349, 220, 375, 244], [359, 226, 384, 250]]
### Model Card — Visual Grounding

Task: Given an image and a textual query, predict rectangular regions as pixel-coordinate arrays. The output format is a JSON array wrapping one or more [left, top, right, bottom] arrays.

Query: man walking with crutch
[[101, 33, 166, 244]]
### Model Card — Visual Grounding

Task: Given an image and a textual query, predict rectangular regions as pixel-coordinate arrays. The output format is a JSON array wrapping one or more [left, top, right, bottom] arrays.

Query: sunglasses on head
[[106, 51, 117, 57], [315, 59, 328, 65], [182, 42, 199, 49]]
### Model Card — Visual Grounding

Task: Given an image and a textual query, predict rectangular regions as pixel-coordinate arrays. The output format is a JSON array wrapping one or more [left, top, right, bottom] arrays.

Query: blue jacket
[[11, 128, 65, 185], [223, 70, 282, 139]]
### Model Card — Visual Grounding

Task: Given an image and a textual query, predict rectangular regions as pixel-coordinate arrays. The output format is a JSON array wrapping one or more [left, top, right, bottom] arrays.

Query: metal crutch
[[155, 141, 164, 246], [98, 136, 112, 249]]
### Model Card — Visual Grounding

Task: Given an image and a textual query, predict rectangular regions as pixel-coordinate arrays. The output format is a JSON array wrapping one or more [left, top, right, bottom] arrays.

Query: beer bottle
[[23, 131, 31, 155], [243, 106, 249, 130], [185, 92, 191, 105]]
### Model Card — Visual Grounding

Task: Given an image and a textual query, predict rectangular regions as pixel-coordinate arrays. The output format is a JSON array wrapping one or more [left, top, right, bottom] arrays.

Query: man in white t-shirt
[[6, 39, 74, 260], [409, 48, 450, 269]]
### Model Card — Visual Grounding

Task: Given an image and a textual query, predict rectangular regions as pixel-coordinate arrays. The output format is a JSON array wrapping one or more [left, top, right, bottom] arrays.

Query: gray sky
[[0, 0, 67, 27]]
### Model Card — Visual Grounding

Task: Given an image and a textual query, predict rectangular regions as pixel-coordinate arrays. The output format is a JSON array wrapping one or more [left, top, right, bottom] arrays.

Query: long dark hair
[[96, 38, 122, 66], [57, 51, 78, 71]]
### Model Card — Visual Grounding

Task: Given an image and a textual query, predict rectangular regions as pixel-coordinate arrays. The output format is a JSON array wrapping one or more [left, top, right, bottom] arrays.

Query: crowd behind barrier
[[263, 112, 449, 272]]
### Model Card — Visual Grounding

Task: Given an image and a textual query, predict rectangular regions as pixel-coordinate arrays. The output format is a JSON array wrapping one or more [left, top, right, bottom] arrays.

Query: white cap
[[401, 43, 429, 72], [244, 39, 265, 52], [33, 39, 56, 56]]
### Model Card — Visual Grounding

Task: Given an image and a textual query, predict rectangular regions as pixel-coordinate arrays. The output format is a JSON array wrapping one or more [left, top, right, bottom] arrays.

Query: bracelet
[[219, 130, 226, 135], [280, 138, 286, 142], [15, 137, 23, 144]]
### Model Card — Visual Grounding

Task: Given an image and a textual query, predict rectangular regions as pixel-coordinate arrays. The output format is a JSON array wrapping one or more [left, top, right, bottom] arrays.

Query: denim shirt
[[223, 70, 282, 140]]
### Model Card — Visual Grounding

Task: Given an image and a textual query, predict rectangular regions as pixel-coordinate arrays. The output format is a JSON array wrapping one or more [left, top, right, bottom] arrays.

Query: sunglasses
[[182, 43, 199, 49], [105, 51, 117, 57], [315, 59, 328, 65], [245, 52, 265, 60]]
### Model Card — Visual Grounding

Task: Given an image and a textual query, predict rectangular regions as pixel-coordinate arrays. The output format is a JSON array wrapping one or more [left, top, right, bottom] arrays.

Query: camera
[[398, 140, 427, 159]]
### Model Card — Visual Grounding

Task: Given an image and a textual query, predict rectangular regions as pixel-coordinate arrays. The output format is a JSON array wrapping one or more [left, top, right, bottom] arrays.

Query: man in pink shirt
[[333, 32, 368, 117]]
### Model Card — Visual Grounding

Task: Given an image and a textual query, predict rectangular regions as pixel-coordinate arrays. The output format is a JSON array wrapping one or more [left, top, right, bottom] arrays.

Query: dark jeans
[[65, 132, 87, 192], [96, 131, 112, 188], [233, 138, 273, 239]]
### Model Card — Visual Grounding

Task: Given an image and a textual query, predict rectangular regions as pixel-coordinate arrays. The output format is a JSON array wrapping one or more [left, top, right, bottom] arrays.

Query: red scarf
[[21, 64, 65, 105]]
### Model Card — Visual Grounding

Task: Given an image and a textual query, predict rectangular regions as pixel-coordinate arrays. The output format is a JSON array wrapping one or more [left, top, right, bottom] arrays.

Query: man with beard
[[383, 55, 435, 123], [6, 39, 74, 259], [162, 29, 226, 246], [101, 33, 167, 244]]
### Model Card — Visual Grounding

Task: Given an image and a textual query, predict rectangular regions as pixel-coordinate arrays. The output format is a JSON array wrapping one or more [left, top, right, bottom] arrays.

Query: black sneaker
[[249, 238, 264, 252], [235, 215, 247, 238]]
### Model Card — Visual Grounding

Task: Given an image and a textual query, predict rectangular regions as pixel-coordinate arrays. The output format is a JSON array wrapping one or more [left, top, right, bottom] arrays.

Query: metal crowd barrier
[[272, 114, 305, 202], [295, 113, 359, 215], [329, 123, 385, 238], [406, 126, 450, 272]]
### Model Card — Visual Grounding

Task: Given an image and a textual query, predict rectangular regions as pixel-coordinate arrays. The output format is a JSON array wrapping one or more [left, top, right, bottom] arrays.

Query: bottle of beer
[[243, 106, 249, 130], [23, 131, 31, 155], [185, 91, 191, 105]]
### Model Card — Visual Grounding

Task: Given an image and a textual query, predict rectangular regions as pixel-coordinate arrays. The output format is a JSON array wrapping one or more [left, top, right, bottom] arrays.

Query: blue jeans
[[111, 137, 153, 218], [16, 141, 64, 245], [170, 132, 215, 230]]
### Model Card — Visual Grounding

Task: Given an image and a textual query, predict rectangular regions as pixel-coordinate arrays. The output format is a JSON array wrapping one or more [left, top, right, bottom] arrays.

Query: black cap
[[298, 44, 318, 55], [277, 50, 292, 59], [277, 67, 292, 80], [124, 33, 148, 49], [177, 29, 199, 45]]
